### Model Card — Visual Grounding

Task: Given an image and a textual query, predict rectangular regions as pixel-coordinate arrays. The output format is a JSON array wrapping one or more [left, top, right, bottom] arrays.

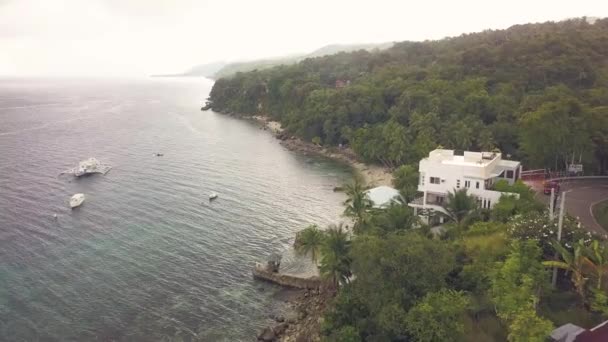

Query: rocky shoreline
[[259, 288, 330, 342], [247, 115, 393, 187], [233, 114, 392, 341]]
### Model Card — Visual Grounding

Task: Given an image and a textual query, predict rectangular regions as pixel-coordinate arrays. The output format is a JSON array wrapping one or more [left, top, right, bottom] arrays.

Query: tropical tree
[[320, 223, 352, 289], [351, 232, 456, 336], [507, 303, 554, 342], [368, 202, 416, 236], [443, 188, 478, 225], [294, 224, 325, 265], [583, 240, 608, 290], [392, 164, 419, 202], [343, 178, 372, 233], [404, 289, 470, 342], [543, 240, 588, 304], [507, 211, 593, 258], [491, 241, 551, 341]]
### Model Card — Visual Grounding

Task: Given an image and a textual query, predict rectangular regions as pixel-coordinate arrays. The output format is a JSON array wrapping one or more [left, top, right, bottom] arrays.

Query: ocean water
[[0, 77, 350, 341]]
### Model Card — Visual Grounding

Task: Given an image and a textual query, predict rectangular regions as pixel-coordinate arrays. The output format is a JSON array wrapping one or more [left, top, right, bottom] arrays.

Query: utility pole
[[552, 191, 567, 287], [549, 188, 555, 221]]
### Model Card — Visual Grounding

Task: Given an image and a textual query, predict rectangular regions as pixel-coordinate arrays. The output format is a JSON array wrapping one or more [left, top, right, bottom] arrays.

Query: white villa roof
[[425, 149, 520, 169], [497, 159, 520, 168], [426, 149, 498, 167], [365, 186, 401, 208], [491, 159, 521, 177]]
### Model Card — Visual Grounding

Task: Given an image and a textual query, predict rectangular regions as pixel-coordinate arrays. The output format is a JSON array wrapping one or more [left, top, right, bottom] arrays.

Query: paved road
[[559, 179, 608, 235]]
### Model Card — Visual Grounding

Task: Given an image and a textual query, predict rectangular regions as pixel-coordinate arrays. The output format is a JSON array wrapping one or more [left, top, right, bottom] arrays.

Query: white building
[[408, 149, 522, 225]]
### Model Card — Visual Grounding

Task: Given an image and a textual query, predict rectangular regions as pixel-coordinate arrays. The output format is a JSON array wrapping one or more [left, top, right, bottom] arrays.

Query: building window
[[483, 199, 487, 208], [487, 199, 491, 208], [506, 170, 514, 179], [476, 181, 480, 189], [456, 179, 461, 188], [430, 177, 441, 184], [465, 180, 471, 188]]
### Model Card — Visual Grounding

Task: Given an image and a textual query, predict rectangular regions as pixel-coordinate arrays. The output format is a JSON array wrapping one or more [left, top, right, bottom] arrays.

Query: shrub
[[507, 211, 593, 257]]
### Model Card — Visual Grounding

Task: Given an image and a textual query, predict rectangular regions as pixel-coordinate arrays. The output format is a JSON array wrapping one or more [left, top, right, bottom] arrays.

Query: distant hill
[[180, 61, 228, 77], [211, 56, 300, 79], [307, 42, 394, 58], [170, 43, 393, 79], [151, 61, 227, 78]]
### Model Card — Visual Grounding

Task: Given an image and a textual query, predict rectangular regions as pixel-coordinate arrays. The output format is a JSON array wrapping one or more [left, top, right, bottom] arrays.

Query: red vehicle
[[543, 180, 560, 195]]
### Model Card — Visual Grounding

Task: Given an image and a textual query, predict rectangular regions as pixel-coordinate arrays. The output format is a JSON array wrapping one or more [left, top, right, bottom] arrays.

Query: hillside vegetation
[[284, 178, 604, 341], [208, 18, 608, 173]]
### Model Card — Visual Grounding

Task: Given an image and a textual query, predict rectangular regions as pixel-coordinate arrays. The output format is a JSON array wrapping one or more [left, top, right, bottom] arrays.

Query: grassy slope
[[592, 199, 608, 230]]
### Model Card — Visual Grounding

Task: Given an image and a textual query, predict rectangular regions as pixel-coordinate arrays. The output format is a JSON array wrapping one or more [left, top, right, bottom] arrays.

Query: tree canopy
[[313, 178, 603, 341], [209, 18, 608, 173]]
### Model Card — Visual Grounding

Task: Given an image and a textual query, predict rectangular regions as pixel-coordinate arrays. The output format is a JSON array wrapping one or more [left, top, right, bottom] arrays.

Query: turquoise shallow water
[[0, 77, 350, 341]]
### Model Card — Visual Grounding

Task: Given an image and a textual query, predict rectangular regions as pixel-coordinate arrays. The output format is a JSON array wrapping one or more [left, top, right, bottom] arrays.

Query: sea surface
[[0, 77, 351, 341]]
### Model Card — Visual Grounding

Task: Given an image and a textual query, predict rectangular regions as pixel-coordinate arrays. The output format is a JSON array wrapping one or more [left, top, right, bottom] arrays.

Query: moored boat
[[60, 158, 112, 177], [69, 193, 85, 208]]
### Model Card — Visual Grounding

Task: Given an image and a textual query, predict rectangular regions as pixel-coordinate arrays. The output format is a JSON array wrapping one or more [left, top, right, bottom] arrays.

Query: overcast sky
[[0, 0, 607, 77]]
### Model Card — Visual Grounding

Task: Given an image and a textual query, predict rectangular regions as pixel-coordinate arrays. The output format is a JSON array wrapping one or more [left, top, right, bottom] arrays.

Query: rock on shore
[[258, 288, 330, 342], [247, 114, 393, 187], [279, 138, 393, 187]]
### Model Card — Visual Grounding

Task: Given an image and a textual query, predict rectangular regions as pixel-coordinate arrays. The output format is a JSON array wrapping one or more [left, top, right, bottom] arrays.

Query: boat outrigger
[[60, 158, 112, 177]]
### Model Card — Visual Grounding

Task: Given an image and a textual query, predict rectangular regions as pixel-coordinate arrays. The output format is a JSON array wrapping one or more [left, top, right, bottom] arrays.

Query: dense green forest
[[293, 179, 604, 341], [208, 18, 608, 173]]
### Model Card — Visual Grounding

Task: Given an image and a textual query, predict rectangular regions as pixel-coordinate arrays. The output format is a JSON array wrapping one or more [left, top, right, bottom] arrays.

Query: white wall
[[418, 159, 488, 194], [418, 158, 519, 209]]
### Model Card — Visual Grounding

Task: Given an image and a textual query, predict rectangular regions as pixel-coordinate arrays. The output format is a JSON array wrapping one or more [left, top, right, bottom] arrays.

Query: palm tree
[[294, 225, 325, 265], [583, 240, 608, 290], [443, 189, 478, 225], [343, 178, 372, 233], [320, 223, 352, 289], [370, 201, 416, 235], [543, 240, 588, 304]]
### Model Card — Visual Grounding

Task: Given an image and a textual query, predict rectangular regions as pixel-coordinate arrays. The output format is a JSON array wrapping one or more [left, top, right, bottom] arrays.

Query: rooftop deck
[[425, 149, 500, 167]]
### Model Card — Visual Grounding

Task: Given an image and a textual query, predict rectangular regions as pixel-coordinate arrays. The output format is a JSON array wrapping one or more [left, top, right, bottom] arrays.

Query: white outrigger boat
[[209, 192, 218, 200], [60, 158, 112, 177], [70, 193, 85, 208]]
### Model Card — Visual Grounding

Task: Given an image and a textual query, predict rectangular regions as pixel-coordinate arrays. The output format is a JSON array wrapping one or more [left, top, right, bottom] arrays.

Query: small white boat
[[209, 192, 218, 200], [70, 193, 85, 208]]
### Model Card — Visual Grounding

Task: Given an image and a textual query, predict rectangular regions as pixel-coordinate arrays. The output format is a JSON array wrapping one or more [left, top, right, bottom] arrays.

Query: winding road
[[559, 179, 608, 235]]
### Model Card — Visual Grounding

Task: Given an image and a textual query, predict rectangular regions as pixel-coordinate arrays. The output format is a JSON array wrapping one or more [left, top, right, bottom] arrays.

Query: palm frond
[[542, 260, 571, 270]]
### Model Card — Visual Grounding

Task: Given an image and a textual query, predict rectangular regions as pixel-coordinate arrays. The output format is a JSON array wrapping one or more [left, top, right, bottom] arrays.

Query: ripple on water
[[0, 77, 351, 341]]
